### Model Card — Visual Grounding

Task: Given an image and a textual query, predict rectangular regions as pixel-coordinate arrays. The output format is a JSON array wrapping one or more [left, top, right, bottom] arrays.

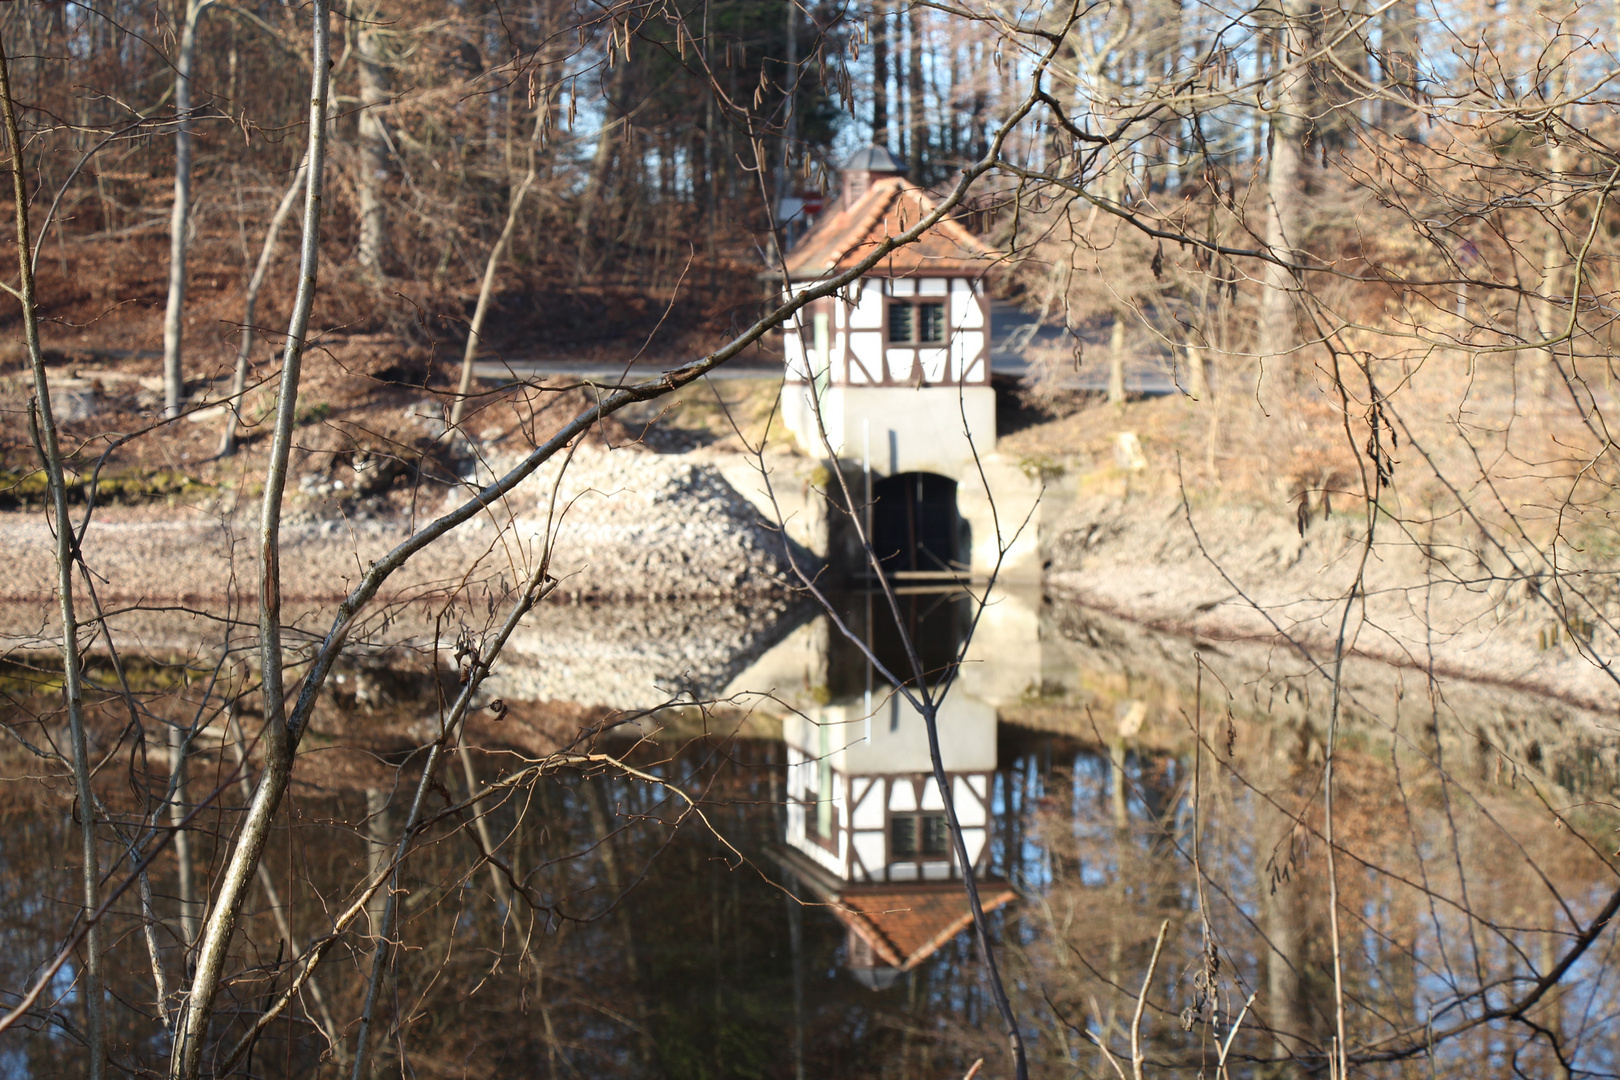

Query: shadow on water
[[2, 590, 1619, 1077]]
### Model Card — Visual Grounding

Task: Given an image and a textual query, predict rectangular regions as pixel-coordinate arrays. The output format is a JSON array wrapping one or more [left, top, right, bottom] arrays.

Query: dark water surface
[[1, 591, 1617, 1078]]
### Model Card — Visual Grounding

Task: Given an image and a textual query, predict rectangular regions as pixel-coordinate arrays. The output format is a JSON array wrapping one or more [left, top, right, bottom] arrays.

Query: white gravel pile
[[486, 445, 804, 600]]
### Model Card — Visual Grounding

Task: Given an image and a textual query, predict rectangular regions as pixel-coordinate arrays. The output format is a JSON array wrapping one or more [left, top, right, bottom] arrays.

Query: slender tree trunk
[[452, 85, 552, 429], [1532, 117, 1571, 399], [456, 745, 514, 908], [1, 37, 105, 1080], [894, 10, 908, 163], [218, 151, 309, 457], [451, 171, 534, 429], [350, 568, 558, 1080], [1258, 0, 1309, 392], [785, 870, 807, 1080], [355, 787, 392, 1078], [355, 2, 390, 277], [222, 707, 340, 1045], [574, 109, 619, 282], [872, 0, 890, 150], [170, 5, 331, 1075], [163, 0, 206, 418]]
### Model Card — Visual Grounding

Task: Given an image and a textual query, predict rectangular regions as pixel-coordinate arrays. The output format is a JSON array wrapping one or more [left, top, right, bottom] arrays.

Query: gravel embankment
[[0, 445, 808, 609]]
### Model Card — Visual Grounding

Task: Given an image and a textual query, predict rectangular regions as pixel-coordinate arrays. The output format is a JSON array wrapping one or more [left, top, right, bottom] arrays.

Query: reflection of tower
[[776, 592, 1015, 989], [724, 587, 1058, 986]]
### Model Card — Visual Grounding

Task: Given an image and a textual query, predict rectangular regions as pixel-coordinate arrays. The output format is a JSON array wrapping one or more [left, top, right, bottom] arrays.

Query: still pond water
[[1, 590, 1617, 1078]]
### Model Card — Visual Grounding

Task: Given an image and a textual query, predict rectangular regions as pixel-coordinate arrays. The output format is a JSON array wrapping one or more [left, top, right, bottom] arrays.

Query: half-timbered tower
[[779, 147, 997, 482]]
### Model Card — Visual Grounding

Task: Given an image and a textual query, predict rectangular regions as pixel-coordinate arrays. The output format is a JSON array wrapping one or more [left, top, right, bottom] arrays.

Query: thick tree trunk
[[1258, 0, 1309, 391], [162, 0, 206, 419], [167, 724, 199, 949], [872, 0, 890, 150], [355, 4, 390, 277], [1107, 314, 1127, 405], [906, 3, 924, 177]]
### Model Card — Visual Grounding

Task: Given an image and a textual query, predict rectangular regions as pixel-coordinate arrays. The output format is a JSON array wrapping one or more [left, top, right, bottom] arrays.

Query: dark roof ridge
[[781, 175, 995, 281]]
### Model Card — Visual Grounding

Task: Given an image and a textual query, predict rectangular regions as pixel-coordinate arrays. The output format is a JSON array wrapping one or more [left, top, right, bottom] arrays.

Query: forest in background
[[7, 0, 1617, 420]]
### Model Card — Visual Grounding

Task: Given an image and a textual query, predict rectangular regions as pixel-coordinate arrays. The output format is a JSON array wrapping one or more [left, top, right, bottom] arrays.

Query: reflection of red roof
[[834, 885, 1018, 971], [783, 177, 995, 281]]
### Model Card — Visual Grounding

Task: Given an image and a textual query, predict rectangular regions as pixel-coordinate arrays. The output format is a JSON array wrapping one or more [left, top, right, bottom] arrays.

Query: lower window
[[891, 812, 950, 858]]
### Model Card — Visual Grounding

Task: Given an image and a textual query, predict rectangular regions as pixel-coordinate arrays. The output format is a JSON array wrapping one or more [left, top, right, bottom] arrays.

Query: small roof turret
[[843, 145, 905, 173], [841, 144, 906, 205]]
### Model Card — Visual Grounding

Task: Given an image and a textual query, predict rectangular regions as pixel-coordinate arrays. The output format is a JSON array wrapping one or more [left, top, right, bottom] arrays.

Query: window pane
[[888, 303, 913, 344], [919, 303, 945, 343], [922, 813, 950, 857], [891, 815, 917, 858]]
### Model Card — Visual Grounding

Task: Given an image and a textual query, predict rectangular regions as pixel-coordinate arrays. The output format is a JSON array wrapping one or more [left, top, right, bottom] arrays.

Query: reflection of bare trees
[[989, 697, 1620, 1078]]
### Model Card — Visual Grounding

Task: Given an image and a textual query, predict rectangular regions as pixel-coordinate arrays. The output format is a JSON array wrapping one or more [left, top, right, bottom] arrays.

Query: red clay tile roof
[[783, 177, 995, 281], [833, 884, 1018, 971]]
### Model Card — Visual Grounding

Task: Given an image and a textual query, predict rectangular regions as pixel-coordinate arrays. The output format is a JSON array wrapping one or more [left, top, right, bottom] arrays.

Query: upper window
[[888, 302, 946, 345]]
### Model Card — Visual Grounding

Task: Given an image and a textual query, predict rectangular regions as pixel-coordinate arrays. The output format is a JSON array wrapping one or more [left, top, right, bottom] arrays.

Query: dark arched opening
[[870, 472, 967, 574]]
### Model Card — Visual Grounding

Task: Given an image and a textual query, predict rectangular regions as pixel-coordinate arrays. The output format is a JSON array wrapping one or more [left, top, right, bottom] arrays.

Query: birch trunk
[[1, 37, 105, 1080], [170, 4, 331, 1074]]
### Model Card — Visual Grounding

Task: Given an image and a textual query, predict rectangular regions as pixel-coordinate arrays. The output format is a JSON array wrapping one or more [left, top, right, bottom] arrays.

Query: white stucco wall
[[781, 384, 995, 476]]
